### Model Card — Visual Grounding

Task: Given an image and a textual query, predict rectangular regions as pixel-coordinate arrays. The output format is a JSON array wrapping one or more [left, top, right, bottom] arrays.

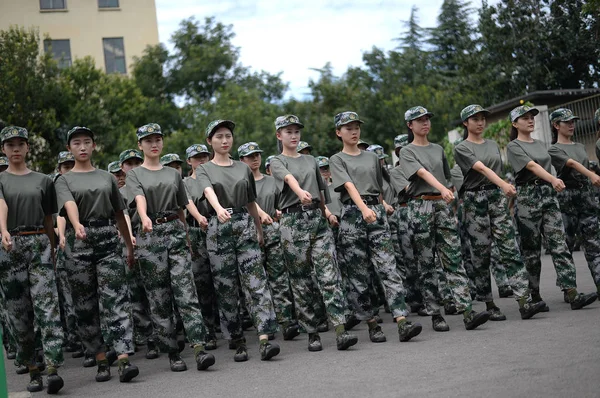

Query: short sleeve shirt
[[450, 164, 464, 194], [255, 175, 280, 218], [548, 142, 589, 184], [270, 154, 327, 209], [399, 143, 452, 196], [56, 169, 124, 221], [326, 184, 343, 218], [389, 165, 411, 203], [506, 140, 552, 185], [196, 161, 256, 209], [120, 185, 140, 230], [184, 177, 211, 217], [330, 151, 383, 203], [454, 139, 503, 190], [0, 172, 57, 230], [125, 167, 188, 214]]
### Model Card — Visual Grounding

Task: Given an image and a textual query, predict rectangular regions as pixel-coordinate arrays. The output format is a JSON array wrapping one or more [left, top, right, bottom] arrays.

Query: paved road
[[5, 252, 600, 398]]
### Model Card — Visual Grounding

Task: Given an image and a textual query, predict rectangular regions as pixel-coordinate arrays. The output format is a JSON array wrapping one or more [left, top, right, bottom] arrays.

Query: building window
[[103, 38, 126, 74], [98, 0, 119, 8], [43, 39, 72, 68], [40, 0, 66, 10]]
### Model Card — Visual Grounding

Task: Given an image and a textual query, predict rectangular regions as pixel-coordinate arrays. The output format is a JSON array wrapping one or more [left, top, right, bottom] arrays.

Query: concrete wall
[[0, 0, 159, 74]]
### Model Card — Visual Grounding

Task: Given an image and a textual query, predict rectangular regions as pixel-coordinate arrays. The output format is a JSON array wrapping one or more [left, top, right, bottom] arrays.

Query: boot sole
[[261, 345, 280, 361], [489, 315, 507, 321], [571, 295, 598, 310], [234, 354, 249, 362], [119, 366, 139, 382], [465, 313, 491, 330], [170, 364, 188, 372], [146, 352, 159, 359], [400, 324, 423, 341], [196, 355, 216, 370], [47, 376, 64, 394], [95, 375, 111, 382], [27, 384, 44, 393], [337, 336, 358, 350], [283, 329, 300, 341], [520, 301, 547, 320], [433, 325, 450, 332], [308, 343, 323, 352]]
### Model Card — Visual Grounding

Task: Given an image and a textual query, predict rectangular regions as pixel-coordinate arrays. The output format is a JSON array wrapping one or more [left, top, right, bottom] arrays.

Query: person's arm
[[565, 159, 600, 187], [246, 201, 264, 246], [416, 168, 454, 203], [471, 161, 516, 197], [382, 199, 395, 215], [43, 215, 56, 264], [324, 204, 339, 227], [283, 174, 312, 204], [203, 187, 231, 224], [123, 212, 136, 246], [57, 216, 67, 250], [115, 211, 135, 268], [344, 181, 377, 223], [254, 203, 273, 225], [185, 200, 208, 228], [135, 195, 153, 233], [0, 199, 11, 251], [524, 161, 565, 192], [63, 201, 86, 240]]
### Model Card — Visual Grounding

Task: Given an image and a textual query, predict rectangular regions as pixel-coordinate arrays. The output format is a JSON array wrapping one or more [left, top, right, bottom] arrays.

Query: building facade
[[0, 0, 159, 75]]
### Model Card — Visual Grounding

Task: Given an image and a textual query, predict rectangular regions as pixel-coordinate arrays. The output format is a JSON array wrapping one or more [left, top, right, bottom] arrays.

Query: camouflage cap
[[265, 155, 275, 169], [357, 139, 370, 148], [107, 161, 121, 173], [453, 137, 464, 146], [136, 123, 162, 141], [206, 120, 235, 138], [366, 144, 389, 159], [461, 104, 491, 122], [66, 126, 94, 144], [0, 156, 8, 167], [549, 108, 579, 124], [394, 134, 409, 149], [316, 156, 329, 168], [296, 141, 312, 153], [595, 108, 600, 126], [0, 126, 28, 143], [119, 149, 143, 165], [404, 106, 434, 122], [275, 115, 304, 130], [57, 151, 75, 165], [47, 172, 59, 182], [160, 153, 183, 166], [186, 144, 210, 159], [334, 111, 364, 128], [238, 142, 263, 158], [589, 160, 598, 168], [509, 105, 539, 122]]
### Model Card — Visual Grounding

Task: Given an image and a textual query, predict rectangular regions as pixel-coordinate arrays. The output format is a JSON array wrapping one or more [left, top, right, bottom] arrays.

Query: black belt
[[80, 219, 114, 228], [516, 179, 550, 187], [209, 207, 247, 217], [342, 196, 379, 206], [186, 217, 202, 228], [464, 184, 497, 192], [282, 202, 319, 214], [10, 226, 46, 235], [151, 213, 179, 225], [564, 181, 588, 189]]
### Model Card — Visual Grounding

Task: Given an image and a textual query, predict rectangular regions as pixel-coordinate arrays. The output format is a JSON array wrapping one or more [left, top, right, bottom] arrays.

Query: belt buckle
[[225, 208, 234, 214], [155, 217, 166, 224], [301, 204, 312, 211], [534, 179, 542, 186], [362, 198, 368, 204]]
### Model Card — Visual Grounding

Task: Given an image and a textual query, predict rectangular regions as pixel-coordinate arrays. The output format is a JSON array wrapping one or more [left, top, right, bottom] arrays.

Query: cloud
[[154, 0, 467, 98]]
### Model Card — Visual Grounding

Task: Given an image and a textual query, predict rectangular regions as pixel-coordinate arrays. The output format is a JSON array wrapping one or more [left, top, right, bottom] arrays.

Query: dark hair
[[382, 165, 390, 183], [509, 126, 518, 141], [407, 124, 414, 143], [550, 123, 558, 145], [462, 125, 469, 141]]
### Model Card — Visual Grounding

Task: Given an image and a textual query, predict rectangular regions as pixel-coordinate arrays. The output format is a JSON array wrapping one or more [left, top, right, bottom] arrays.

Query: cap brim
[[241, 150, 263, 157], [209, 121, 236, 137], [278, 122, 305, 130], [1, 136, 28, 143], [462, 109, 491, 121]]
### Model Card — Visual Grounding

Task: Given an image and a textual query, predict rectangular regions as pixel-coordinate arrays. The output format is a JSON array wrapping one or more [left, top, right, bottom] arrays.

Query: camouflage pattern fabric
[[337, 204, 408, 319], [65, 226, 134, 355], [456, 202, 477, 294], [515, 185, 577, 292], [393, 204, 422, 306], [408, 199, 472, 314], [55, 244, 80, 347], [279, 209, 347, 332], [0, 234, 64, 367], [206, 213, 278, 338], [125, 258, 155, 346], [462, 188, 530, 301], [136, 220, 208, 352], [557, 186, 600, 288], [490, 244, 511, 291], [262, 222, 296, 325], [188, 225, 219, 338]]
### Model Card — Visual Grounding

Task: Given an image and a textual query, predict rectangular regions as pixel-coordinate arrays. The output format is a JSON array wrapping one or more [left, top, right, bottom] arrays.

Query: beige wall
[[0, 0, 159, 74]]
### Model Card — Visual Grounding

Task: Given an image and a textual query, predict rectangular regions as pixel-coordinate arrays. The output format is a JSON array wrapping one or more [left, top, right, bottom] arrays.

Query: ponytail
[[550, 125, 558, 145], [509, 126, 518, 141], [462, 125, 469, 141], [407, 125, 414, 144]]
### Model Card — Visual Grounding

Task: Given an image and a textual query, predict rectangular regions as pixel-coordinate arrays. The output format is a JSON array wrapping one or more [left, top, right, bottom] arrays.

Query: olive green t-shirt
[[196, 161, 256, 209], [330, 151, 383, 203], [255, 175, 280, 218], [454, 139, 503, 191], [56, 169, 124, 221], [450, 164, 464, 194], [382, 175, 397, 206], [125, 167, 188, 214], [120, 185, 140, 231], [327, 184, 343, 218], [184, 177, 211, 218], [270, 154, 328, 210], [548, 142, 589, 184], [389, 165, 411, 203], [507, 139, 552, 185], [0, 171, 57, 230], [399, 143, 452, 196]]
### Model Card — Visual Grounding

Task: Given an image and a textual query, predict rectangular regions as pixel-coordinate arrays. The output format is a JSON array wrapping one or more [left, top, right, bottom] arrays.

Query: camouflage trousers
[[55, 244, 79, 346], [515, 185, 577, 292], [279, 208, 346, 332], [206, 213, 278, 339], [338, 204, 408, 320], [557, 187, 600, 288], [392, 204, 422, 305], [188, 226, 219, 337], [0, 233, 64, 367], [66, 226, 133, 355], [126, 256, 154, 346], [408, 199, 472, 314], [137, 219, 207, 353], [462, 188, 530, 301], [456, 203, 476, 294], [262, 222, 295, 325]]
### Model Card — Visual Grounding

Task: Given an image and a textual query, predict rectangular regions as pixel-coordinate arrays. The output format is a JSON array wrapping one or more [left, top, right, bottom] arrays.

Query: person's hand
[[141, 216, 153, 233], [75, 223, 87, 240], [199, 215, 208, 229], [384, 202, 394, 215], [590, 174, 600, 188], [362, 208, 377, 224], [216, 208, 232, 223], [59, 235, 66, 250], [441, 188, 455, 204], [257, 228, 264, 247], [298, 190, 312, 205], [260, 212, 273, 225], [274, 210, 282, 222], [131, 236, 137, 246], [327, 214, 339, 228], [552, 178, 565, 193], [2, 232, 12, 252], [501, 182, 517, 197]]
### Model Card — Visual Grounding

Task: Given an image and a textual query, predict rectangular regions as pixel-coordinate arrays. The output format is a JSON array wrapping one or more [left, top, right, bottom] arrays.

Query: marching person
[[161, 153, 184, 177]]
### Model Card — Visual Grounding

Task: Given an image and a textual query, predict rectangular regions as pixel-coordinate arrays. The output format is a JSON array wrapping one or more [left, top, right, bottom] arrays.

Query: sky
[[154, 0, 482, 99]]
